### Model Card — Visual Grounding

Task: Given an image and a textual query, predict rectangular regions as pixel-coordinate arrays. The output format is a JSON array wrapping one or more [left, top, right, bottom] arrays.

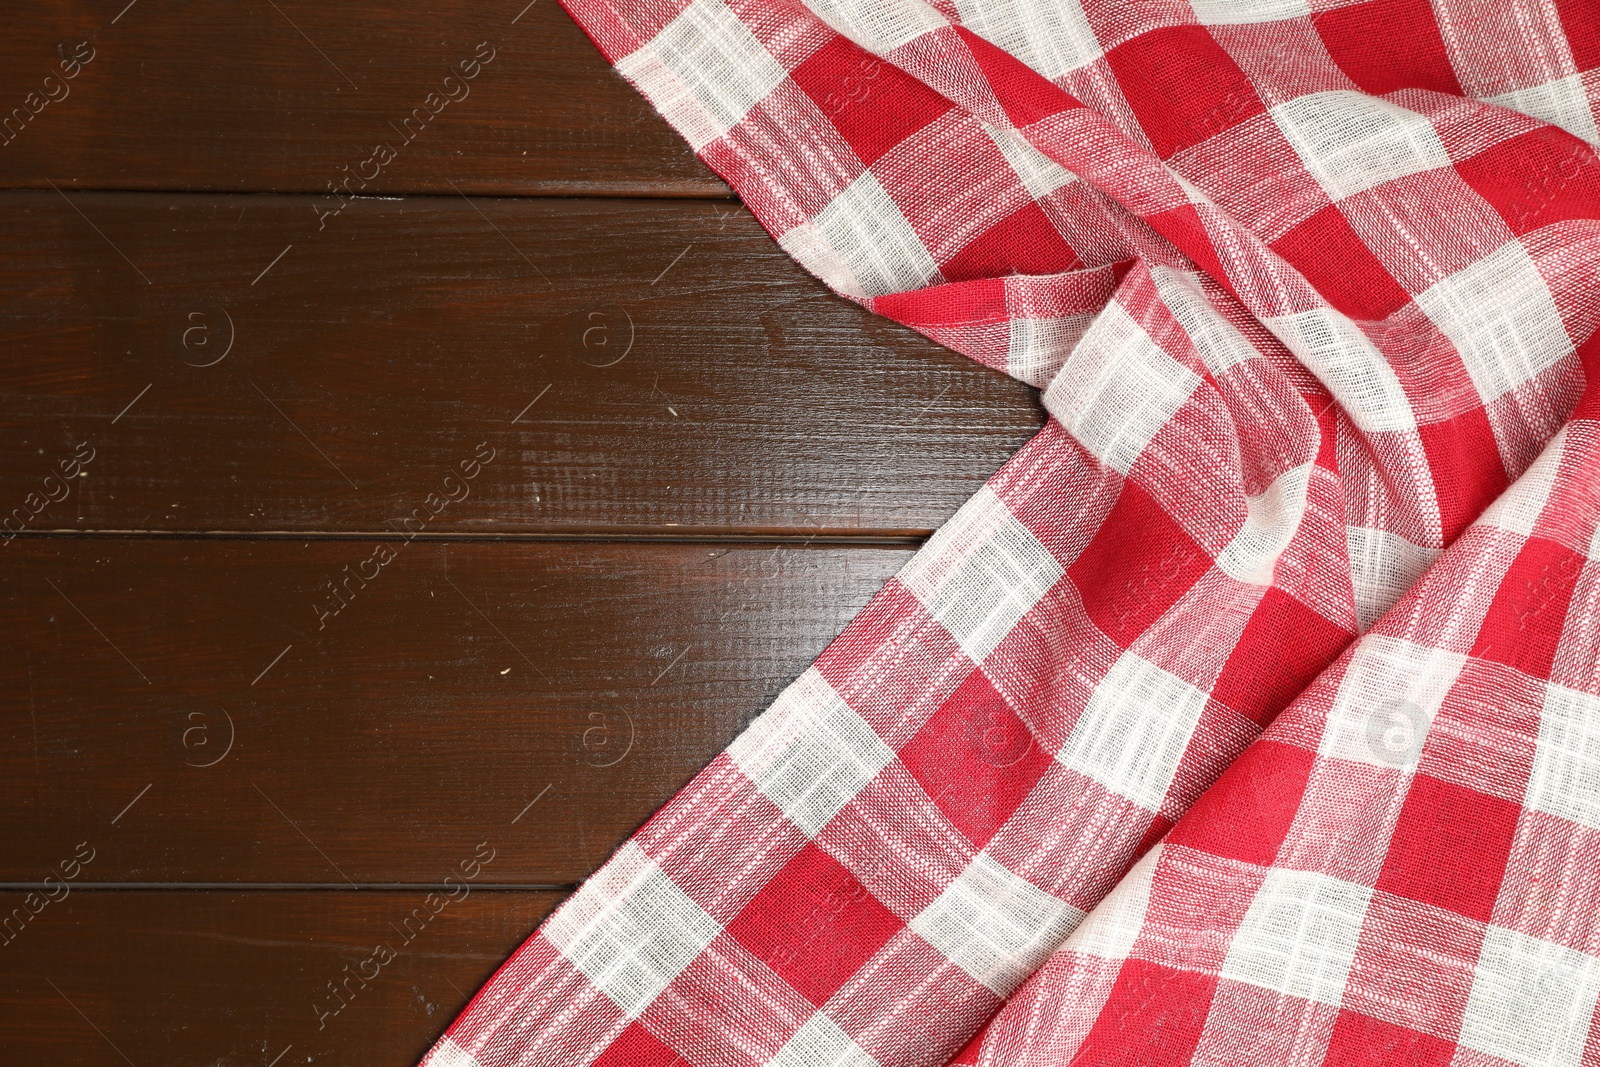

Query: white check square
[[807, 171, 942, 298], [728, 667, 895, 836], [421, 1037, 481, 1067], [1006, 313, 1094, 389], [772, 1013, 878, 1067], [619, 0, 786, 151], [803, 0, 948, 51], [1460, 925, 1600, 1067], [1344, 526, 1442, 631], [954, 0, 1104, 78], [1266, 308, 1415, 434], [1216, 464, 1312, 585], [1189, 0, 1310, 24], [1220, 868, 1372, 1007], [1526, 683, 1600, 831], [911, 853, 1083, 995], [1061, 843, 1160, 962], [899, 486, 1063, 663], [1272, 91, 1450, 202], [1320, 634, 1464, 770], [1057, 652, 1210, 811], [1415, 240, 1573, 405], [1487, 74, 1600, 145], [1478, 428, 1564, 538], [1044, 300, 1201, 474], [545, 842, 721, 1019], [1152, 266, 1261, 375]]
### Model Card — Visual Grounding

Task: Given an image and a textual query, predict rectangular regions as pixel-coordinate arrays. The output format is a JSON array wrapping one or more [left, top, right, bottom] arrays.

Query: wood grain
[[0, 889, 562, 1065], [0, 191, 1043, 538], [1, 537, 912, 884], [0, 1, 726, 196], [0, 10, 1037, 1055]]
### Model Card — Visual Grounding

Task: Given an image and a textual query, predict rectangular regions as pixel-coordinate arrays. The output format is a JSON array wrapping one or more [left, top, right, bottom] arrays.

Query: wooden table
[[0, 4, 1043, 1062]]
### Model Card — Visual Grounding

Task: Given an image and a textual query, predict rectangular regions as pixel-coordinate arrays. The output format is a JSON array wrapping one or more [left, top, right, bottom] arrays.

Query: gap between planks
[[0, 183, 737, 201]]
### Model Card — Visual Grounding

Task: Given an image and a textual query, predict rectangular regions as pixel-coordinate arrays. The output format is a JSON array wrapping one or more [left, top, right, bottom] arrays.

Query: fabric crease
[[421, 1, 1600, 1064]]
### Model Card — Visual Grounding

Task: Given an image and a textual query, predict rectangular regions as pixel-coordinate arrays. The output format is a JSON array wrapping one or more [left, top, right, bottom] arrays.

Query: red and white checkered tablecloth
[[422, 0, 1600, 1064]]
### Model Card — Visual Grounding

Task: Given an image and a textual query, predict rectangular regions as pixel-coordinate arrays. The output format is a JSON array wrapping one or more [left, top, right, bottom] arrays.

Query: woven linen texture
[[421, 0, 1600, 1064]]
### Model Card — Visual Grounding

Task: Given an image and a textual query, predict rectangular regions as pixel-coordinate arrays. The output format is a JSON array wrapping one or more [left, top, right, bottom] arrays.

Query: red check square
[[1377, 774, 1522, 923], [899, 669, 1055, 849], [1323, 1009, 1458, 1067], [1067, 482, 1211, 647], [725, 841, 903, 1008]]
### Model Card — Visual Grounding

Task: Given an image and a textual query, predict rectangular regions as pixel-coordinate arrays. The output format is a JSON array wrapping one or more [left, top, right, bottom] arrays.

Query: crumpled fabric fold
[[421, 1, 1600, 1064]]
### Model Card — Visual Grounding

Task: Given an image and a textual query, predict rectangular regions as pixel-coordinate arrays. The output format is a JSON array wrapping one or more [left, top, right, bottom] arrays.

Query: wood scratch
[[650, 645, 692, 686]]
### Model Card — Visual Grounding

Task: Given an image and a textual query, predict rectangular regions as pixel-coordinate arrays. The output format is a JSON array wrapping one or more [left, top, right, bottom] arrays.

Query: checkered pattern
[[421, 0, 1600, 1064], [956, 436, 1600, 1065]]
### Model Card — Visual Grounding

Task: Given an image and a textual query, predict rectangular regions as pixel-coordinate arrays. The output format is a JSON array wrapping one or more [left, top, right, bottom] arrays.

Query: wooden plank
[[1, 537, 913, 883], [0, 191, 1043, 538], [0, 1, 725, 197], [0, 889, 561, 1066]]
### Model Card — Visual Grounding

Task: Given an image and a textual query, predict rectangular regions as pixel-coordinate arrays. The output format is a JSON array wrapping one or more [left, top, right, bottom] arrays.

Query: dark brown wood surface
[[0, 191, 1041, 538], [1, 538, 910, 883], [0, 1, 725, 196], [2, 890, 562, 1064], [0, 4, 1036, 1063]]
